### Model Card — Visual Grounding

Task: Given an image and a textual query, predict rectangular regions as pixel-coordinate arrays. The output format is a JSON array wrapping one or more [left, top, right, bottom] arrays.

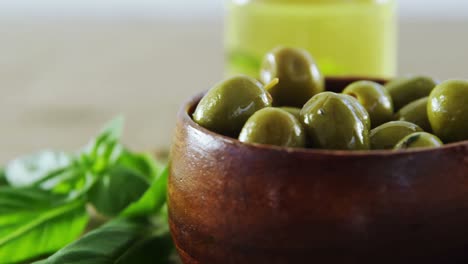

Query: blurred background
[[0, 0, 467, 163]]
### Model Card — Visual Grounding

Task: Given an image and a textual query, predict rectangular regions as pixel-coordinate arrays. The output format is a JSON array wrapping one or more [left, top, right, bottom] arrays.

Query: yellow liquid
[[225, 0, 397, 78]]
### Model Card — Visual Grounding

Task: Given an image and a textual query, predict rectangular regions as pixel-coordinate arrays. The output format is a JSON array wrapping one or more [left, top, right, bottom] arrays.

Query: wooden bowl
[[168, 77, 468, 264]]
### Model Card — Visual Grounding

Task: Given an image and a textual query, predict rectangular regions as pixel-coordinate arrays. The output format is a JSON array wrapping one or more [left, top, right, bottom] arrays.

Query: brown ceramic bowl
[[168, 77, 468, 264]]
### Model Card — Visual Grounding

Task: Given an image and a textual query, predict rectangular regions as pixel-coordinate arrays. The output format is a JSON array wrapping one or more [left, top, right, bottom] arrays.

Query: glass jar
[[225, 0, 397, 78]]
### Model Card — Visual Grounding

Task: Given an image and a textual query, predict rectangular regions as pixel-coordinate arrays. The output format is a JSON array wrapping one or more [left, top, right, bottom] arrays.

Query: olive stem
[[263, 78, 279, 91]]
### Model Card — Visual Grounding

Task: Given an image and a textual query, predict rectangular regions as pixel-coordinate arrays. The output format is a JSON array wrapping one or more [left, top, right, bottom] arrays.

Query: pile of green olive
[[193, 47, 468, 151]]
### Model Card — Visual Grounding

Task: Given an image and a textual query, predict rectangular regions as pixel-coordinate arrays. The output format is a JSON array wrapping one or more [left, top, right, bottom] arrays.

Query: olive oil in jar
[[225, 0, 397, 78]]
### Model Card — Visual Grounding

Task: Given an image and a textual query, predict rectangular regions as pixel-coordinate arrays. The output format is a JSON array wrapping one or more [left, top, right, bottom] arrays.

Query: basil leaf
[[81, 117, 124, 173], [0, 187, 68, 214], [5, 151, 72, 188], [0, 187, 89, 263], [39, 218, 173, 264], [88, 148, 165, 217], [117, 150, 162, 181], [88, 166, 150, 217], [0, 168, 6, 186], [116, 230, 174, 264], [121, 166, 169, 218]]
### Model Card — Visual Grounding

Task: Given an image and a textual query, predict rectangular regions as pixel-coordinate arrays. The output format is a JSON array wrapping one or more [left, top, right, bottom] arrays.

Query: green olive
[[385, 76, 437, 110], [428, 80, 468, 143], [279, 107, 302, 121], [300, 92, 370, 150], [260, 47, 324, 107], [193, 75, 272, 137], [394, 132, 443, 150], [239, 107, 306, 148], [343, 80, 394, 127], [370, 121, 423, 150], [341, 94, 372, 130], [395, 97, 431, 132]]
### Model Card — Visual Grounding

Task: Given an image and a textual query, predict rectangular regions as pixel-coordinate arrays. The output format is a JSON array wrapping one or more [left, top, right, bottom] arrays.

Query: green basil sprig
[[35, 217, 174, 264], [0, 187, 89, 263], [0, 117, 175, 263]]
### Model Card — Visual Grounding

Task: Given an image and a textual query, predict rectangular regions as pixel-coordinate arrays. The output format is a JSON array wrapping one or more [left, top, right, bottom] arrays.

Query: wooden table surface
[[0, 18, 467, 164]]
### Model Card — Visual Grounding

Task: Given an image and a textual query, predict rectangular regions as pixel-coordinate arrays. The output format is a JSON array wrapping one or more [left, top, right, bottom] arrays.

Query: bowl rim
[[180, 78, 468, 157]]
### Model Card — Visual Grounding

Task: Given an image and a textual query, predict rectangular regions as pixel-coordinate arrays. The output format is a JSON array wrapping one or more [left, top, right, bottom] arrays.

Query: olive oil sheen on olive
[[225, 0, 397, 78]]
